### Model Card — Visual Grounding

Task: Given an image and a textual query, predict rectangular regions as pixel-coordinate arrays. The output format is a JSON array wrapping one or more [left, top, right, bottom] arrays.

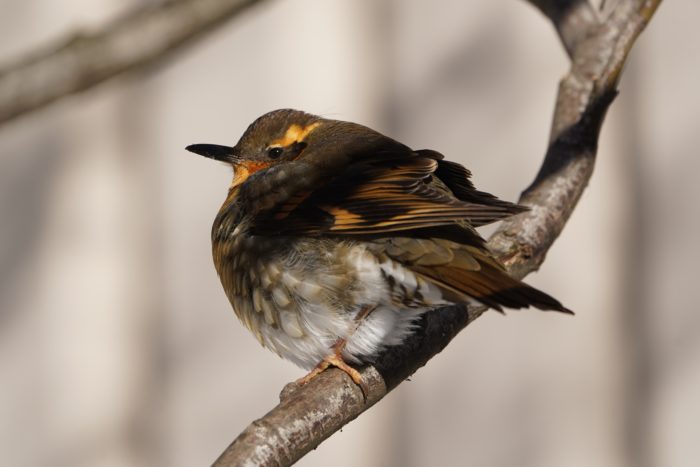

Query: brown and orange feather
[[269, 122, 321, 148], [251, 153, 524, 241], [412, 249, 572, 313]]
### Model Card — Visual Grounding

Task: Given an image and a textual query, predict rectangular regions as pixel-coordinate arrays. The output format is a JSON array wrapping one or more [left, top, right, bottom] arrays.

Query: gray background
[[0, 1, 697, 466]]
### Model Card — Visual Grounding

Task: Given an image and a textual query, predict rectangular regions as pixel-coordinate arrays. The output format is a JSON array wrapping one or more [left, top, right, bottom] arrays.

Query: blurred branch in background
[[213, 0, 661, 466], [0, 0, 270, 126], [0, 0, 661, 465]]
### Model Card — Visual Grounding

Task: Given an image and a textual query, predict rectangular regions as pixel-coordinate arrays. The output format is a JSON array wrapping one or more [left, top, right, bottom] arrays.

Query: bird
[[186, 109, 571, 393]]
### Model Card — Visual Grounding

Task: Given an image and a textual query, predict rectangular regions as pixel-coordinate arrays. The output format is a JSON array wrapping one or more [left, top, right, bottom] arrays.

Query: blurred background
[[0, 1, 697, 466]]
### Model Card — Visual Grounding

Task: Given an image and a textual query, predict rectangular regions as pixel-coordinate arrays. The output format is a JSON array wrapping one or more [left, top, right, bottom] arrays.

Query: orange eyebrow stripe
[[270, 122, 321, 147]]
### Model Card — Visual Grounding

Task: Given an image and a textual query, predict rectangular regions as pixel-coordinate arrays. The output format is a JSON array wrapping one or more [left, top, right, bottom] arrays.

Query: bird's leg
[[296, 305, 375, 396], [295, 342, 365, 390]]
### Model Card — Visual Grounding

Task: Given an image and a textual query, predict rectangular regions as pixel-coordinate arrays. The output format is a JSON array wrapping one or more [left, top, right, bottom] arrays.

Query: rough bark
[[212, 1, 662, 466]]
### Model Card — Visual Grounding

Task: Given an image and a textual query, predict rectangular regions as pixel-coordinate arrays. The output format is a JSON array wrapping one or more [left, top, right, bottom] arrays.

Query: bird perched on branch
[[187, 109, 571, 394]]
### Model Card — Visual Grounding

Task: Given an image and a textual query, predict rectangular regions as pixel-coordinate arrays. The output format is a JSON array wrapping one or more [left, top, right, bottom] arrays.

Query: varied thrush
[[187, 109, 571, 393]]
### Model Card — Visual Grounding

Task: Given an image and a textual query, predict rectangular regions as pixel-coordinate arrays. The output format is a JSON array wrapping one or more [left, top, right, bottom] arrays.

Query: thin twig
[[212, 1, 662, 465], [0, 0, 269, 125]]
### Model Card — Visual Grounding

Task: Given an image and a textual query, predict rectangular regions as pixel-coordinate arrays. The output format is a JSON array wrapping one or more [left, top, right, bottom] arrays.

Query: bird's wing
[[426, 153, 528, 225], [371, 237, 572, 313], [249, 151, 525, 239]]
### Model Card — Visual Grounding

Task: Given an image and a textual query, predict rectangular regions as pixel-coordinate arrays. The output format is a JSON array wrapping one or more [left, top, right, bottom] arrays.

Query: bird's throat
[[230, 160, 274, 190]]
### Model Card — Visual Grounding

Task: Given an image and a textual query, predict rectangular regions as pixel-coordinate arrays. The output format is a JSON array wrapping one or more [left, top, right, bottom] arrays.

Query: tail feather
[[412, 249, 572, 314]]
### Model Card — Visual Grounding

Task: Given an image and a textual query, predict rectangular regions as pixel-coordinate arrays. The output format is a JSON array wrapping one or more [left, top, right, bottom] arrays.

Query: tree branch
[[212, 1, 662, 465], [0, 0, 269, 125], [526, 0, 599, 57]]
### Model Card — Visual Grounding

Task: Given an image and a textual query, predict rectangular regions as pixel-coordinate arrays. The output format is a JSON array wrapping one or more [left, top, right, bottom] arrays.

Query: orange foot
[[296, 353, 369, 398]]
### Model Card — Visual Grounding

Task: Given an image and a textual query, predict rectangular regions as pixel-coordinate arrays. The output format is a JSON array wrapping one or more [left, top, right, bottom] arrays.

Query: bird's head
[[186, 109, 324, 182]]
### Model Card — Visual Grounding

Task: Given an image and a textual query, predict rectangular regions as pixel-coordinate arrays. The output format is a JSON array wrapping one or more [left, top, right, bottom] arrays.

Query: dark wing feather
[[251, 151, 524, 240], [420, 151, 528, 226], [410, 246, 572, 313]]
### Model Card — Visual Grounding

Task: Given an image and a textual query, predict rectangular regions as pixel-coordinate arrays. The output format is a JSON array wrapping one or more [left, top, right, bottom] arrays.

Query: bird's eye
[[267, 147, 284, 159]]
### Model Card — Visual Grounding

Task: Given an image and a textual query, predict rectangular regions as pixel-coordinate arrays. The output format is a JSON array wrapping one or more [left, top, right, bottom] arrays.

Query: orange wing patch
[[321, 206, 364, 224], [270, 122, 321, 148]]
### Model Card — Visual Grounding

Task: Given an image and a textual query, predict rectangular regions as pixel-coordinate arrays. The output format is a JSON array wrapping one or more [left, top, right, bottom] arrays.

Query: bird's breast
[[211, 225, 452, 368]]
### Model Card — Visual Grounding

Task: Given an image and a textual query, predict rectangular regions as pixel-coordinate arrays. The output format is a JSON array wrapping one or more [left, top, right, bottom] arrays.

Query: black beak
[[185, 144, 236, 162]]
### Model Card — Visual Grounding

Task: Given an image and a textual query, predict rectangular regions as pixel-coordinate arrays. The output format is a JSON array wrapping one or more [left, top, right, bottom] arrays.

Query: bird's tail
[[413, 245, 573, 314]]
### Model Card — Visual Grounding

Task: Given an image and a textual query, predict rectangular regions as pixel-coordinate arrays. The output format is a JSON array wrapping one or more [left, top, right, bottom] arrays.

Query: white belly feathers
[[238, 242, 448, 369]]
